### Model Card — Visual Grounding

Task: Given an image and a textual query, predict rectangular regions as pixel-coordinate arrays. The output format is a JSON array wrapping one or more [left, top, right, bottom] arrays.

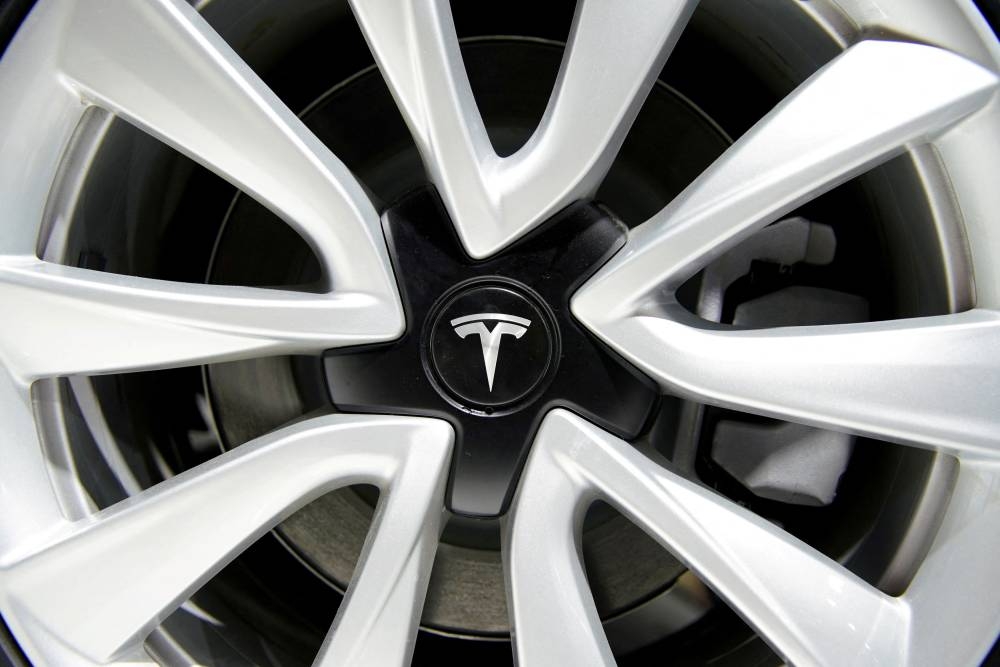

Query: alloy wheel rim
[[1, 1, 1000, 666]]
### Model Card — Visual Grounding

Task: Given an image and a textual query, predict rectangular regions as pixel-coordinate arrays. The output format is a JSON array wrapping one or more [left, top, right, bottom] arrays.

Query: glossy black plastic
[[324, 188, 658, 517]]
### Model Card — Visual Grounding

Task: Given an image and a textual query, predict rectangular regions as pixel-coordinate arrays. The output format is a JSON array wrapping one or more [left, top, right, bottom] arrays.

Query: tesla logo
[[451, 313, 531, 391]]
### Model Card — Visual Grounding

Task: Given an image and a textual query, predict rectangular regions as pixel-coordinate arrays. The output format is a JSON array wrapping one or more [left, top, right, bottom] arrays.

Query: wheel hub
[[325, 189, 659, 517]]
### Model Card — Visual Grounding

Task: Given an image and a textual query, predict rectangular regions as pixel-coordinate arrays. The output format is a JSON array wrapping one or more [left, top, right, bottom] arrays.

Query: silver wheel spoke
[[0, 258, 399, 380], [505, 410, 907, 666], [0, 414, 452, 665], [349, 0, 695, 258], [612, 307, 1000, 457], [55, 0, 395, 297], [313, 446, 445, 667], [573, 41, 999, 457], [0, 0, 996, 663], [575, 41, 998, 314]]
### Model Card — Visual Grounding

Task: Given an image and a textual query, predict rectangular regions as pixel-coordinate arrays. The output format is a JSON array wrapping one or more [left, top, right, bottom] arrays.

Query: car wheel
[[1, 1, 1000, 665]]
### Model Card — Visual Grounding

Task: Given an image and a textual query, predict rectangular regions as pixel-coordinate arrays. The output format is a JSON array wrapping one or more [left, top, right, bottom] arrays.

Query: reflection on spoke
[[56, 0, 397, 300], [0, 258, 402, 380], [505, 410, 907, 667], [573, 41, 999, 457], [614, 308, 1000, 457], [1, 415, 452, 665]]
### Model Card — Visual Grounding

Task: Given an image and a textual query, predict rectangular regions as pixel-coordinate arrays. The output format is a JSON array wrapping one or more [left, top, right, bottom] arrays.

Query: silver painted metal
[[0, 1, 438, 665], [505, 410, 907, 666], [505, 411, 1000, 667], [572, 40, 1000, 456], [0, 0, 405, 381], [0, 414, 453, 666], [0, 260, 400, 379], [54, 0, 396, 297], [347, 0, 698, 258], [711, 419, 854, 506], [1, 0, 1000, 665], [503, 13, 1000, 666], [0, 0, 404, 582]]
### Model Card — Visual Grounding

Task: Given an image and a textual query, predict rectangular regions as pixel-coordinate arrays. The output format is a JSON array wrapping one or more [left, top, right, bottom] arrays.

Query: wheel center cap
[[426, 279, 558, 411], [324, 188, 658, 517]]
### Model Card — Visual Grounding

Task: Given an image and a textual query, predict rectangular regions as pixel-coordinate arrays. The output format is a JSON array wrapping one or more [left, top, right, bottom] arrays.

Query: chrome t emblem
[[451, 313, 531, 392]]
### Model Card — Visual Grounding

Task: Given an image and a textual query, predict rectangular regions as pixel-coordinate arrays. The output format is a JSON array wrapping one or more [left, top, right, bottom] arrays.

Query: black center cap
[[426, 279, 559, 411], [324, 188, 658, 517]]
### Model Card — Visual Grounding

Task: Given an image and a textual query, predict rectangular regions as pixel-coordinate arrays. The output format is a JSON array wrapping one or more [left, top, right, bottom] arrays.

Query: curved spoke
[[505, 410, 908, 667], [349, 0, 696, 258], [0, 415, 453, 665], [610, 307, 1000, 458], [0, 258, 400, 380], [575, 41, 998, 317], [313, 446, 444, 667], [54, 0, 396, 299], [573, 41, 999, 459]]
